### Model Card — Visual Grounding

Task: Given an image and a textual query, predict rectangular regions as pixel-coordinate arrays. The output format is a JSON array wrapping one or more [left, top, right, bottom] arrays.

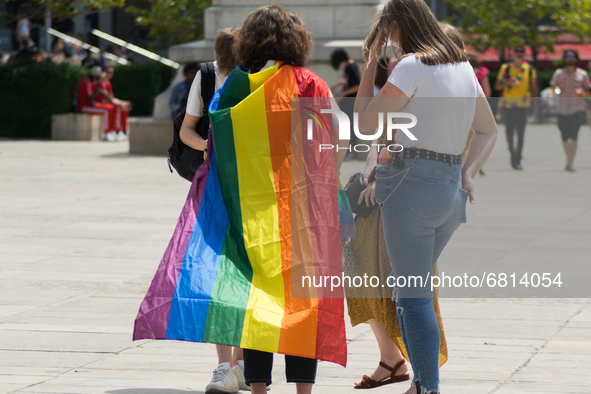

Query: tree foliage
[[6, 0, 126, 21], [127, 0, 211, 46], [446, 0, 591, 65], [6, 0, 211, 47]]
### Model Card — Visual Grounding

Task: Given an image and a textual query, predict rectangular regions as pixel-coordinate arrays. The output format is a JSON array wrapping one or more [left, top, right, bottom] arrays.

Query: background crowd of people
[[327, 42, 591, 173], [4, 4, 591, 172], [1, 16, 137, 67]]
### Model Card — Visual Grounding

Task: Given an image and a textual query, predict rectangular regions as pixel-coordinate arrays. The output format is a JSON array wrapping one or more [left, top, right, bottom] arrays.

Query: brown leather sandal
[[354, 360, 410, 389]]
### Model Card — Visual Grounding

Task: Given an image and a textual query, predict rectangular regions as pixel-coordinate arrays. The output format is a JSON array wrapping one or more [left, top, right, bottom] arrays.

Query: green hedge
[[0, 60, 86, 139], [0, 60, 176, 139], [537, 68, 556, 91], [110, 62, 176, 116]]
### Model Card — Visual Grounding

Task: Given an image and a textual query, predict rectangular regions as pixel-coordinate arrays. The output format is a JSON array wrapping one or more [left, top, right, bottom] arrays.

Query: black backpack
[[167, 62, 216, 182]]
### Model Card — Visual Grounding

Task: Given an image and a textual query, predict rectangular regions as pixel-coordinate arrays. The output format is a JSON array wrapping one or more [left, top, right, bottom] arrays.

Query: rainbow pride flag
[[133, 62, 349, 366]]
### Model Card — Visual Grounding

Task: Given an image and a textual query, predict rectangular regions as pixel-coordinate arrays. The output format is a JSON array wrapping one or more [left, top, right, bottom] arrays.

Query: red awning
[[468, 43, 591, 62]]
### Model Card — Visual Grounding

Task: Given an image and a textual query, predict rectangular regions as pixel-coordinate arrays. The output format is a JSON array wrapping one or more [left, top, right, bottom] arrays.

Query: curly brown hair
[[214, 28, 240, 76], [236, 5, 312, 73]]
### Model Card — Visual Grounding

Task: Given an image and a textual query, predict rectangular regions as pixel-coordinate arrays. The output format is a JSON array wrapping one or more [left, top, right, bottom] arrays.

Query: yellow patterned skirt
[[344, 207, 448, 367]]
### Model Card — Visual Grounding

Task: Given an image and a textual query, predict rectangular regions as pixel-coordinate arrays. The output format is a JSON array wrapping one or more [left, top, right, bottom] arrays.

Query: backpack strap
[[200, 62, 216, 117]]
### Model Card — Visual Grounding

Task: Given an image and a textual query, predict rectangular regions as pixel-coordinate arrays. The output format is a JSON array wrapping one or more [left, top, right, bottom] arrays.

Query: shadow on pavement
[[106, 390, 204, 394], [101, 152, 169, 159]]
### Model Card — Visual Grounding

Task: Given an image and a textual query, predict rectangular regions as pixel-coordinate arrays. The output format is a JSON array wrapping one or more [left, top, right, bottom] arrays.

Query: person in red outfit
[[77, 66, 120, 141], [95, 66, 132, 140], [468, 52, 491, 98]]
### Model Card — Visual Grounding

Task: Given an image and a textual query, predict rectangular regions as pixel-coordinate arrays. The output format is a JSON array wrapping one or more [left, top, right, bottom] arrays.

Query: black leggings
[[243, 349, 318, 386], [504, 107, 529, 160]]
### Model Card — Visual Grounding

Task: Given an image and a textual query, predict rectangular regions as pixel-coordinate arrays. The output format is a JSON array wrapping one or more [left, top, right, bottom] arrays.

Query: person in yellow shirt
[[495, 44, 539, 170]]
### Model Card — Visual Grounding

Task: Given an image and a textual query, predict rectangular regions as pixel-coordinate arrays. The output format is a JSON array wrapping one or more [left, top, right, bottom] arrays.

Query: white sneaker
[[206, 362, 239, 394], [233, 360, 250, 391], [102, 132, 117, 142], [116, 131, 128, 141]]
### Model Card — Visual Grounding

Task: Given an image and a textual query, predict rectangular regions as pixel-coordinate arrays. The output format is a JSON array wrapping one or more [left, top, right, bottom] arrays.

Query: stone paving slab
[[1, 123, 591, 394]]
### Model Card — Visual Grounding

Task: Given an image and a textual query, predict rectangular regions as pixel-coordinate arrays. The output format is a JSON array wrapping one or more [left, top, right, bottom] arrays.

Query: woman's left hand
[[358, 182, 376, 207], [363, 163, 376, 186], [462, 177, 475, 204]]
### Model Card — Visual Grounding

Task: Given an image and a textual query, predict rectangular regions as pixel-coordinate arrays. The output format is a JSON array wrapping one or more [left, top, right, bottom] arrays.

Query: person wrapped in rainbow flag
[[133, 5, 353, 393]]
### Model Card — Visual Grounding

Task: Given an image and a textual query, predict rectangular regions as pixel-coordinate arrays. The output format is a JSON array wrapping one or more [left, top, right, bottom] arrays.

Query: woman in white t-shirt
[[353, 1, 497, 393], [180, 29, 237, 157], [179, 28, 250, 394]]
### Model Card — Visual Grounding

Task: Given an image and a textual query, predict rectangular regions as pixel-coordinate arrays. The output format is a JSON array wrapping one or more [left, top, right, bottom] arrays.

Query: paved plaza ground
[[1, 122, 590, 394]]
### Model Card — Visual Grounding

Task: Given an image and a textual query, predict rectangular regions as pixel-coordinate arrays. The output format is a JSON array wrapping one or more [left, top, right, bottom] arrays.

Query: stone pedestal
[[129, 118, 173, 156], [154, 1, 384, 119], [51, 113, 105, 141], [169, 0, 381, 64], [204, 1, 381, 42]]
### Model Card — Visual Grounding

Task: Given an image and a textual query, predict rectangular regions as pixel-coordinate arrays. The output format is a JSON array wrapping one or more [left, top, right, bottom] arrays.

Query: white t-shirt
[[186, 61, 227, 117], [387, 55, 483, 155]]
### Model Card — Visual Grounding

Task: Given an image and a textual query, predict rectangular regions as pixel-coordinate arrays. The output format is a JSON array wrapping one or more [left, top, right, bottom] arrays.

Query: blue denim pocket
[[405, 178, 446, 220], [459, 189, 468, 224]]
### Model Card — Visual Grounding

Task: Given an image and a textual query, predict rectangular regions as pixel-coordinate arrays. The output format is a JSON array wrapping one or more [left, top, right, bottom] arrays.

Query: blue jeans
[[374, 156, 467, 393]]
